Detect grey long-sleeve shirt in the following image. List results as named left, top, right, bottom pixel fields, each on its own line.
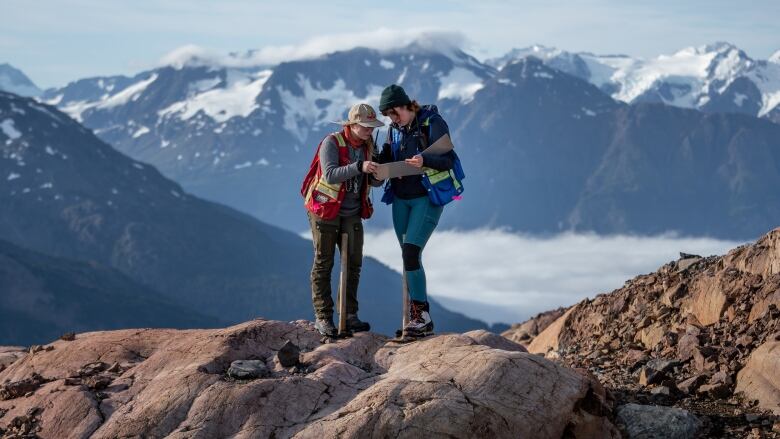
left=319, top=135, right=365, bottom=217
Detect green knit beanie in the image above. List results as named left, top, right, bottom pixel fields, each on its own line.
left=379, top=84, right=411, bottom=112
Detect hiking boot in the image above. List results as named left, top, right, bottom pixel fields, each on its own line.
left=346, top=314, right=370, bottom=333
left=314, top=317, right=336, bottom=337
left=403, top=300, right=433, bottom=336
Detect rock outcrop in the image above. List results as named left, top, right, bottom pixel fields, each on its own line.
left=501, top=307, right=566, bottom=347
left=512, top=227, right=780, bottom=437
left=0, top=320, right=618, bottom=438
left=0, top=347, right=24, bottom=373
left=736, top=341, right=780, bottom=415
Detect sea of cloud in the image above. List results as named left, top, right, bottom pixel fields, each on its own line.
left=361, top=229, right=745, bottom=325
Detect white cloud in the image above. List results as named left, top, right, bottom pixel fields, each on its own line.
left=362, top=229, right=744, bottom=325
left=157, top=28, right=467, bottom=69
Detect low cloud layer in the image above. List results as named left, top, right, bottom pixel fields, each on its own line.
left=158, top=28, right=466, bottom=69
left=362, top=229, right=744, bottom=325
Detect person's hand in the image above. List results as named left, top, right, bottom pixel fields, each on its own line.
left=405, top=154, right=423, bottom=168
left=362, top=160, right=378, bottom=173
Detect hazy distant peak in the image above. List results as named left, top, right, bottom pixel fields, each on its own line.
left=0, top=63, right=42, bottom=97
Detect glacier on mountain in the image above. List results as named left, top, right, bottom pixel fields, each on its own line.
left=491, top=42, right=780, bottom=119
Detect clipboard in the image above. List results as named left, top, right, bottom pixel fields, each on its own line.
left=373, top=134, right=455, bottom=180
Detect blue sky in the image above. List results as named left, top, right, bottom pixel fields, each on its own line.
left=2, top=0, right=778, bottom=88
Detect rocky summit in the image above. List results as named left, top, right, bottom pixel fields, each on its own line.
left=0, top=320, right=618, bottom=438
left=3, top=230, right=780, bottom=439
left=504, top=227, right=780, bottom=437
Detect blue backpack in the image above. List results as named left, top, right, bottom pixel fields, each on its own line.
left=382, top=105, right=465, bottom=206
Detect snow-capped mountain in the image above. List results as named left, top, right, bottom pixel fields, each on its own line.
left=448, top=57, right=780, bottom=239
left=29, top=40, right=780, bottom=239
left=489, top=43, right=780, bottom=123
left=40, top=43, right=494, bottom=230
left=0, top=63, right=41, bottom=97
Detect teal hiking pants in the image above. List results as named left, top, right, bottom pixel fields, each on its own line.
left=392, top=195, right=443, bottom=302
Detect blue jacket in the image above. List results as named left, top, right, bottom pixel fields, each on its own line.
left=376, top=105, right=455, bottom=202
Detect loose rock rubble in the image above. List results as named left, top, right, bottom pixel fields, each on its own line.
left=0, top=407, right=42, bottom=438
left=506, top=227, right=780, bottom=438
left=0, top=374, right=47, bottom=401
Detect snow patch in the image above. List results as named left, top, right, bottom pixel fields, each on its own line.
left=746, top=61, right=780, bottom=116
left=59, top=101, right=92, bottom=122
left=99, top=73, right=158, bottom=109
left=610, top=47, right=716, bottom=103
left=7, top=172, right=20, bottom=181
left=437, top=67, right=485, bottom=103
left=733, top=92, right=748, bottom=107
left=256, top=158, right=270, bottom=166
left=132, top=126, right=150, bottom=138
left=43, top=94, right=63, bottom=106
left=158, top=69, right=272, bottom=123
left=397, top=67, right=408, bottom=84
left=533, top=71, right=554, bottom=79
left=497, top=78, right=516, bottom=86
left=60, top=74, right=158, bottom=121
left=582, top=107, right=596, bottom=116
left=45, top=146, right=56, bottom=155
left=1, top=119, right=22, bottom=140
left=234, top=161, right=252, bottom=170
left=379, top=59, right=395, bottom=69
left=278, top=75, right=384, bottom=143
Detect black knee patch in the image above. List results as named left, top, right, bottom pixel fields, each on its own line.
left=402, top=243, right=422, bottom=271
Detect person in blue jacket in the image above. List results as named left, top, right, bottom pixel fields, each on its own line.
left=375, top=84, right=456, bottom=337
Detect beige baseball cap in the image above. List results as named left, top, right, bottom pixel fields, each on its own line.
left=337, top=103, right=385, bottom=128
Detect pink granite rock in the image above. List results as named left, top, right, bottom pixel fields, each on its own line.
left=0, top=319, right=616, bottom=438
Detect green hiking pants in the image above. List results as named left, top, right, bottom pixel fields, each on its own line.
left=308, top=211, right=364, bottom=320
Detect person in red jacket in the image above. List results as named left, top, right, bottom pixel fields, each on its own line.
left=303, top=103, right=384, bottom=337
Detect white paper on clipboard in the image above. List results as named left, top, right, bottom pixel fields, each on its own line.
left=373, top=133, right=455, bottom=180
